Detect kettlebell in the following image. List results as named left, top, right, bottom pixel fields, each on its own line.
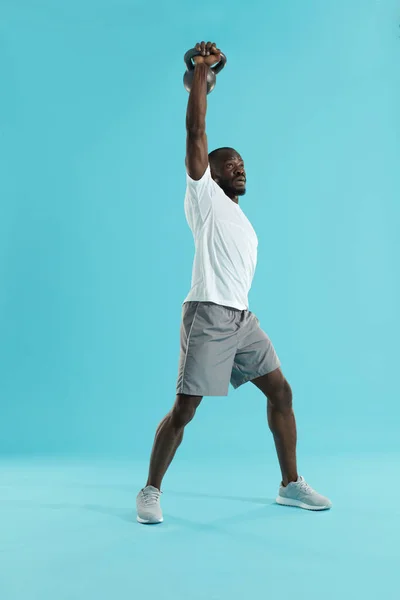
left=183, top=48, right=227, bottom=95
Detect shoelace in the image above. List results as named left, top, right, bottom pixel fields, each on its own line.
left=142, top=489, right=161, bottom=505
left=298, top=480, right=314, bottom=495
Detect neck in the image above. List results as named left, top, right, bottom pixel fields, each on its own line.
left=216, top=179, right=239, bottom=204
left=225, top=190, right=239, bottom=204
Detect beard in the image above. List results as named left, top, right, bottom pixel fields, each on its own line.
left=219, top=179, right=247, bottom=197
left=235, top=186, right=247, bottom=196
left=229, top=184, right=247, bottom=197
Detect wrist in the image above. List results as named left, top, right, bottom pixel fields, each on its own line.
left=194, top=62, right=209, bottom=71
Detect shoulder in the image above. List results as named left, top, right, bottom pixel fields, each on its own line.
left=186, top=165, right=220, bottom=197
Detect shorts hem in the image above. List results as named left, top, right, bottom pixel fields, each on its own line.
left=176, top=387, right=229, bottom=397
left=232, top=362, right=281, bottom=390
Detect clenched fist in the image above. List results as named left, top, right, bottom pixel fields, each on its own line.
left=193, top=41, right=222, bottom=67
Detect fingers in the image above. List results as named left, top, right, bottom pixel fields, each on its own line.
left=212, top=46, right=221, bottom=60
left=195, top=41, right=219, bottom=56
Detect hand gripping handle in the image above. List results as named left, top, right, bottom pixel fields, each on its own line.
left=183, top=48, right=227, bottom=74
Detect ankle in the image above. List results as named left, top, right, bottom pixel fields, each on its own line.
left=282, top=474, right=299, bottom=487
left=145, top=482, right=161, bottom=491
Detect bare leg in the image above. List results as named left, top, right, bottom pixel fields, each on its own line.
left=146, top=394, right=202, bottom=490
left=267, top=394, right=298, bottom=486
left=252, top=369, right=298, bottom=486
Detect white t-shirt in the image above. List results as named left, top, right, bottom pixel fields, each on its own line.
left=184, top=165, right=258, bottom=310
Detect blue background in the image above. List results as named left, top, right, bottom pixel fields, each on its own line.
left=1, top=0, right=398, bottom=459
left=1, top=2, right=399, bottom=599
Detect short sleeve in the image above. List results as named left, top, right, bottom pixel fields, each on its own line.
left=185, top=165, right=218, bottom=223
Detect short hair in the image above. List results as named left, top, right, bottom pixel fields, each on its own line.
left=208, top=147, right=240, bottom=172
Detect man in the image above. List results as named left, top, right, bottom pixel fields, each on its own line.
left=136, top=41, right=332, bottom=524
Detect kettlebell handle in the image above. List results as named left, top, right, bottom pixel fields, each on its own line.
left=184, top=48, right=227, bottom=75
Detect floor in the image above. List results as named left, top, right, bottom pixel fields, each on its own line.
left=1, top=454, right=398, bottom=600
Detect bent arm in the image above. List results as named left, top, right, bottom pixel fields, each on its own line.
left=185, top=63, right=209, bottom=181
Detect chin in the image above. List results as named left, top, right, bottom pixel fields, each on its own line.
left=236, top=187, right=247, bottom=196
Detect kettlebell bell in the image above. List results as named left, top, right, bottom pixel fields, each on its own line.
left=183, top=48, right=227, bottom=95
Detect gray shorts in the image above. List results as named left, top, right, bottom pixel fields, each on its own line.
left=176, top=301, right=281, bottom=397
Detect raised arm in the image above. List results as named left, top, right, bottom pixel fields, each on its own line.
left=185, top=42, right=221, bottom=180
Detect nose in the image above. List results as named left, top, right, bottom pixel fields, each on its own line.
left=235, top=166, right=245, bottom=178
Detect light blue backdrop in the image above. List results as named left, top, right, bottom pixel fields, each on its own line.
left=0, top=0, right=398, bottom=460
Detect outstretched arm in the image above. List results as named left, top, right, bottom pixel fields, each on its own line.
left=185, top=41, right=221, bottom=180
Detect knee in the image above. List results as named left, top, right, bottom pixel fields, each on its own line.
left=171, top=394, right=202, bottom=428
left=268, top=379, right=293, bottom=413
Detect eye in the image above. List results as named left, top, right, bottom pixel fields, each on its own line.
left=226, top=162, right=233, bottom=169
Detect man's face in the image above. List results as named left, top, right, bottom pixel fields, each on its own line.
left=215, top=153, right=247, bottom=198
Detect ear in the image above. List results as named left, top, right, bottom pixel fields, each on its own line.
left=210, top=167, right=219, bottom=183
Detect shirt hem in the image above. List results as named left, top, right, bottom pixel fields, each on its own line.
left=183, top=295, right=249, bottom=311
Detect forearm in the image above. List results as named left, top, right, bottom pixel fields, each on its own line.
left=186, top=63, right=208, bottom=133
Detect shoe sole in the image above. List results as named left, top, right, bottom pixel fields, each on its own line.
left=276, top=496, right=332, bottom=511
left=137, top=516, right=164, bottom=524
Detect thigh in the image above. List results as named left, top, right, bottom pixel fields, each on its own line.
left=231, top=313, right=281, bottom=390
left=176, top=302, right=239, bottom=397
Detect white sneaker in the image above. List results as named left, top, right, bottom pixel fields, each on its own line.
left=276, top=476, right=332, bottom=511
left=136, top=486, right=163, bottom=524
